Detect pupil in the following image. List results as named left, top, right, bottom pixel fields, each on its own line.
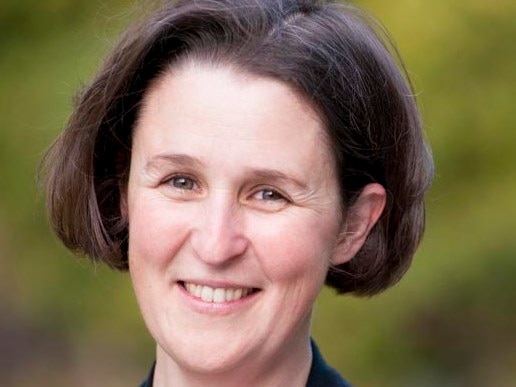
left=174, top=177, right=191, bottom=189
left=264, top=190, right=277, bottom=200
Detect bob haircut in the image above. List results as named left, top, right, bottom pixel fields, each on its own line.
left=42, top=0, right=433, bottom=296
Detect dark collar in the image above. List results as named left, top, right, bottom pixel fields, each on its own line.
left=140, top=340, right=352, bottom=387
left=140, top=362, right=154, bottom=387
left=307, top=339, right=352, bottom=387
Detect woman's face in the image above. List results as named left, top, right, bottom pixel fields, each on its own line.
left=126, top=64, right=345, bottom=375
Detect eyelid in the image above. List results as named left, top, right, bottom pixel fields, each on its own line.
left=251, top=185, right=291, bottom=202
left=163, top=173, right=202, bottom=191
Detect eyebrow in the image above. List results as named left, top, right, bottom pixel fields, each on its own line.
left=144, top=153, right=205, bottom=172
left=244, top=169, right=308, bottom=190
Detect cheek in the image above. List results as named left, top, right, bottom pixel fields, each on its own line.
left=250, top=214, right=338, bottom=283
left=127, top=195, right=191, bottom=269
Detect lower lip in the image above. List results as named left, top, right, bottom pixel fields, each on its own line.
left=177, top=283, right=260, bottom=316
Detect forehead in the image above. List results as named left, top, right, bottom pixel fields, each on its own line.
left=138, top=63, right=323, bottom=135
left=133, top=64, right=334, bottom=174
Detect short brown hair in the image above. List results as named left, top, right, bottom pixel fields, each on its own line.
left=41, top=0, right=433, bottom=296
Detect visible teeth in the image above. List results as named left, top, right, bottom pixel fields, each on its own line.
left=183, top=282, right=253, bottom=303
left=213, top=288, right=225, bottom=303
left=201, top=286, right=213, bottom=302
left=225, top=288, right=234, bottom=301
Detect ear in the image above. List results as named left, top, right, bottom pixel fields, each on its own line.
left=120, top=187, right=128, bottom=221
left=119, top=174, right=129, bottom=222
left=117, top=151, right=130, bottom=222
left=331, top=183, right=386, bottom=266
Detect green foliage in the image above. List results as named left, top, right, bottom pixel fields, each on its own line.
left=0, top=0, right=514, bottom=385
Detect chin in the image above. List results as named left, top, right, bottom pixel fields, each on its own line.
left=157, top=335, right=257, bottom=375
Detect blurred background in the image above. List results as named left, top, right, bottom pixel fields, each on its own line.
left=1, top=0, right=515, bottom=386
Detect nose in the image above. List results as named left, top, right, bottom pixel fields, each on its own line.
left=190, top=192, right=249, bottom=266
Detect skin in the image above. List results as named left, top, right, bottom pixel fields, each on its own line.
left=123, top=63, right=385, bottom=387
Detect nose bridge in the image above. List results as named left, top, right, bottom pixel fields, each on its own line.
left=191, top=189, right=247, bottom=265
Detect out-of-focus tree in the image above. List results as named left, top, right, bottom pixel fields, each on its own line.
left=0, top=1, right=514, bottom=386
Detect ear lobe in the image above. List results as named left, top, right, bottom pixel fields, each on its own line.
left=331, top=183, right=386, bottom=266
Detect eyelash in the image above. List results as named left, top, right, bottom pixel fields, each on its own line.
left=164, top=175, right=199, bottom=191
left=160, top=175, right=291, bottom=206
left=252, top=187, right=288, bottom=203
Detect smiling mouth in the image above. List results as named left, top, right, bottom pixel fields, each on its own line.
left=179, top=281, right=260, bottom=303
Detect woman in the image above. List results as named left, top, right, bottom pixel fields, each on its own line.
left=42, top=0, right=433, bottom=385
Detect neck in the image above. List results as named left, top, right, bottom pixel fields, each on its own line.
left=153, top=334, right=313, bottom=387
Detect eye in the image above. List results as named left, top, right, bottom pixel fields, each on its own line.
left=250, top=188, right=290, bottom=211
left=165, top=175, right=197, bottom=191
left=255, top=189, right=286, bottom=202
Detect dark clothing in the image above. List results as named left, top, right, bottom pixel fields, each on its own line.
left=306, top=341, right=352, bottom=387
left=140, top=340, right=352, bottom=387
